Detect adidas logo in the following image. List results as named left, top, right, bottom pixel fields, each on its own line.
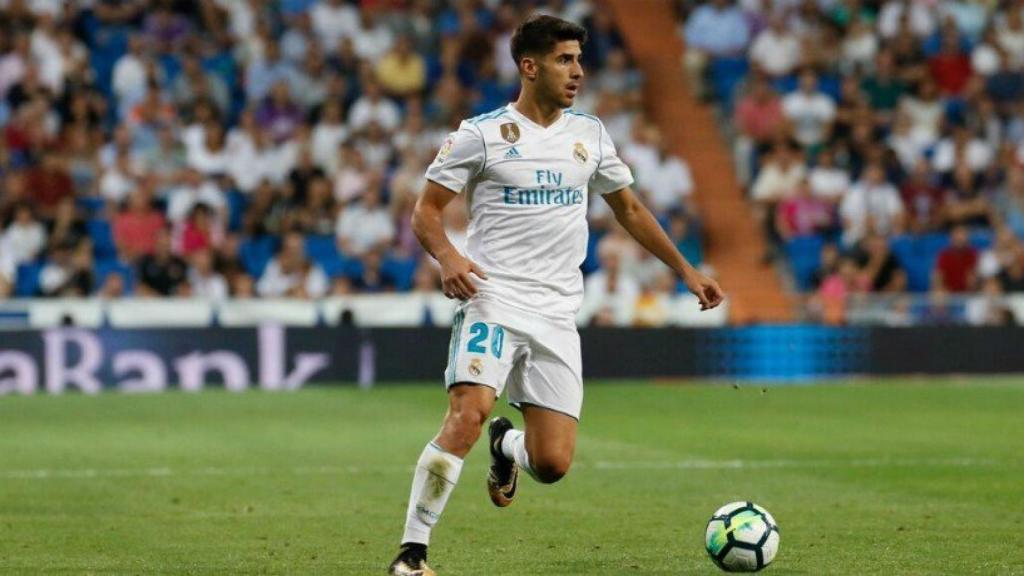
left=504, top=146, right=521, bottom=159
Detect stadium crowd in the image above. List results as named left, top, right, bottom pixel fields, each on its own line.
left=0, top=0, right=703, bottom=325
left=682, top=0, right=1024, bottom=324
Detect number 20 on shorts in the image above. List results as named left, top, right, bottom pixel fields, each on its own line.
left=467, top=322, right=505, bottom=358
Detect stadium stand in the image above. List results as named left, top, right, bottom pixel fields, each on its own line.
left=678, top=0, right=1024, bottom=325
left=0, top=0, right=714, bottom=327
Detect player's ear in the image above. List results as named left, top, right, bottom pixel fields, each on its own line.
left=520, top=56, right=538, bottom=81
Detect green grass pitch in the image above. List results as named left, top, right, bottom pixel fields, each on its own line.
left=2, top=379, right=1023, bottom=575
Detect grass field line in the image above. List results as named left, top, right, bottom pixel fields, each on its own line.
left=0, top=456, right=1002, bottom=481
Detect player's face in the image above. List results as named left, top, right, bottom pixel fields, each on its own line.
left=537, top=40, right=584, bottom=108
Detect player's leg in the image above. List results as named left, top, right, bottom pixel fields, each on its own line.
left=392, top=300, right=519, bottom=575
left=491, top=318, right=583, bottom=501
left=515, top=403, right=578, bottom=483
left=390, top=384, right=495, bottom=576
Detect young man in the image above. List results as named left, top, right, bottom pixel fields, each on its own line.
left=388, top=15, right=724, bottom=576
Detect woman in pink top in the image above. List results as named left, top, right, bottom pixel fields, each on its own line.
left=112, top=185, right=166, bottom=261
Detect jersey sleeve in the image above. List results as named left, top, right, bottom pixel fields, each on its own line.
left=590, top=122, right=635, bottom=195
left=424, top=121, right=485, bottom=194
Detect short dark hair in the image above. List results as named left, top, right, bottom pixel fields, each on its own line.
left=510, top=14, right=588, bottom=67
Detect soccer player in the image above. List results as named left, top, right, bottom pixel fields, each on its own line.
left=388, top=14, right=724, bottom=576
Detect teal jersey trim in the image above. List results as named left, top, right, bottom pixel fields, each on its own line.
left=469, top=106, right=510, bottom=124
left=445, top=309, right=466, bottom=386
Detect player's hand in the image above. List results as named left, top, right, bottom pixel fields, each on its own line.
left=683, top=270, right=725, bottom=311
left=438, top=252, right=487, bottom=300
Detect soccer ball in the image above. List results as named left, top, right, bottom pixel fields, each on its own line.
left=704, top=501, right=780, bottom=572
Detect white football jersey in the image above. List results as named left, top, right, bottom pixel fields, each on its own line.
left=425, top=104, right=634, bottom=319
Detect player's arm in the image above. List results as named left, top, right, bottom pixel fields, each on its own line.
left=603, top=187, right=724, bottom=310
left=412, top=180, right=487, bottom=300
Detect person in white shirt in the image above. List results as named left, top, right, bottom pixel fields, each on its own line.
left=782, top=70, right=837, bottom=148
left=840, top=163, right=906, bottom=246
left=255, top=231, right=329, bottom=298
left=2, top=204, right=46, bottom=266
left=351, top=6, right=394, bottom=63
left=580, top=239, right=640, bottom=326
left=931, top=125, right=994, bottom=174
left=643, top=131, right=695, bottom=214
left=749, top=16, right=802, bottom=78
left=111, top=35, right=148, bottom=106
left=310, top=100, right=348, bottom=172
left=99, top=152, right=139, bottom=206
left=311, top=0, right=359, bottom=51
left=878, top=0, right=938, bottom=39
left=808, top=147, right=850, bottom=204
left=347, top=79, right=401, bottom=132
left=388, top=15, right=723, bottom=576
left=165, top=168, right=226, bottom=224
left=335, top=181, right=395, bottom=257
left=186, top=248, right=228, bottom=301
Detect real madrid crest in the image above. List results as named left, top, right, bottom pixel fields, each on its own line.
left=434, top=135, right=454, bottom=163
left=469, top=358, right=484, bottom=377
left=573, top=142, right=588, bottom=164
left=500, top=122, right=521, bottom=144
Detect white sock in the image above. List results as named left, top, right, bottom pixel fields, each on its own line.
left=401, top=442, right=464, bottom=546
left=500, top=429, right=539, bottom=481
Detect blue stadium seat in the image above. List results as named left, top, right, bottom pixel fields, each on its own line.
left=382, top=256, right=418, bottom=291
left=87, top=219, right=118, bottom=260
left=76, top=196, right=106, bottom=216
left=710, top=57, right=750, bottom=111
left=14, top=262, right=44, bottom=297
left=226, top=190, right=249, bottom=233
left=304, top=234, right=348, bottom=277
left=239, top=236, right=279, bottom=278
left=890, top=233, right=948, bottom=293
left=784, top=235, right=825, bottom=292
left=94, top=258, right=135, bottom=295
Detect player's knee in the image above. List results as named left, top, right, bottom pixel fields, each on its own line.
left=442, top=407, right=487, bottom=452
left=531, top=453, right=572, bottom=484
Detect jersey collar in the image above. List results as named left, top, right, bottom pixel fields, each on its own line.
left=505, top=103, right=569, bottom=132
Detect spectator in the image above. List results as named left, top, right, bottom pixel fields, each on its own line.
left=311, top=0, right=358, bottom=52
left=2, top=202, right=46, bottom=266
left=348, top=78, right=400, bottom=132
left=733, top=76, right=785, bottom=184
left=808, top=147, right=850, bottom=205
left=111, top=35, right=148, bottom=107
left=137, top=228, right=188, bottom=297
left=943, top=162, right=993, bottom=228
left=682, top=0, right=750, bottom=99
left=997, top=243, right=1024, bottom=292
left=185, top=248, right=228, bottom=301
left=178, top=203, right=222, bottom=258
left=774, top=178, right=835, bottom=241
left=256, top=231, right=329, bottom=298
left=840, top=163, right=905, bottom=246
left=934, top=225, right=978, bottom=293
left=853, top=233, right=907, bottom=293
left=751, top=142, right=806, bottom=247
left=639, top=130, right=695, bottom=215
left=25, top=154, right=74, bottom=219
left=335, top=182, right=395, bottom=257
left=928, top=29, right=973, bottom=95
left=376, top=35, right=426, bottom=98
left=782, top=70, right=837, bottom=150
left=583, top=240, right=640, bottom=326
left=900, top=158, right=946, bottom=233
left=39, top=240, right=93, bottom=297
left=113, top=189, right=163, bottom=265
left=166, top=168, right=226, bottom=225
left=749, top=16, right=801, bottom=79
left=45, top=196, right=87, bottom=253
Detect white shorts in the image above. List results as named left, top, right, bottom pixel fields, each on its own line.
left=444, top=297, right=583, bottom=420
